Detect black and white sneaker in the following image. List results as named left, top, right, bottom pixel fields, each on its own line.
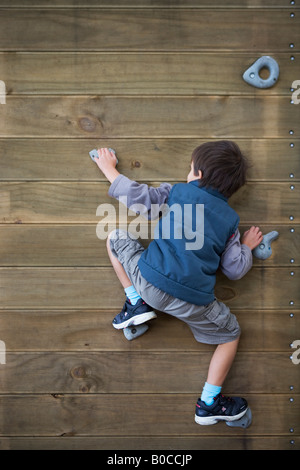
left=112, top=298, right=157, bottom=330
left=195, top=393, right=248, bottom=425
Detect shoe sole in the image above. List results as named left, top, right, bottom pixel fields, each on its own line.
left=194, top=407, right=248, bottom=426
left=112, top=311, right=157, bottom=330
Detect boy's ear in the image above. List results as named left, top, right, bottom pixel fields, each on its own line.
left=197, top=170, right=203, bottom=180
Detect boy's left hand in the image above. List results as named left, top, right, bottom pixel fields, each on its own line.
left=241, top=226, right=263, bottom=251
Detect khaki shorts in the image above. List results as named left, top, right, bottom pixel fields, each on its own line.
left=109, top=229, right=241, bottom=345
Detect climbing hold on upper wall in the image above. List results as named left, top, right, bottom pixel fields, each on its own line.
left=243, top=56, right=279, bottom=89
left=253, top=231, right=279, bottom=260
left=89, top=148, right=118, bottom=164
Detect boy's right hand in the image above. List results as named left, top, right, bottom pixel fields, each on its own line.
left=241, top=226, right=263, bottom=251
left=95, top=148, right=120, bottom=183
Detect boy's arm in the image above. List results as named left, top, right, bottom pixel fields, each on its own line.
left=95, top=147, right=172, bottom=219
left=108, top=174, right=172, bottom=219
left=220, top=226, right=262, bottom=280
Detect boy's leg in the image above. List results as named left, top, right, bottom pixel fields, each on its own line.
left=107, top=234, right=145, bottom=305
left=196, top=336, right=247, bottom=425
left=200, top=337, right=239, bottom=405
left=206, top=337, right=240, bottom=387
left=106, top=230, right=157, bottom=329
left=106, top=233, right=132, bottom=289
left=200, top=337, right=239, bottom=406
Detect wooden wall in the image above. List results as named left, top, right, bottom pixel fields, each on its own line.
left=0, top=1, right=299, bottom=450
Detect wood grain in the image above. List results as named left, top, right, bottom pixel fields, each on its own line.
left=0, top=224, right=295, bottom=267
left=0, top=309, right=297, bottom=352
left=0, top=182, right=298, bottom=223
left=0, top=138, right=298, bottom=182
left=0, top=52, right=297, bottom=95
left=1, top=96, right=298, bottom=138
left=0, top=352, right=297, bottom=394
left=0, top=9, right=298, bottom=52
left=0, top=394, right=298, bottom=436
left=0, top=436, right=297, bottom=451
left=0, top=267, right=298, bottom=309
left=1, top=1, right=298, bottom=8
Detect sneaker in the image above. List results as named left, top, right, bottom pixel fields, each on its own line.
left=195, top=393, right=248, bottom=425
left=112, top=298, right=157, bottom=330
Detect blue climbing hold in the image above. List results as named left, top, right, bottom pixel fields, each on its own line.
left=252, top=231, right=279, bottom=260
left=226, top=407, right=252, bottom=429
left=89, top=148, right=118, bottom=164
left=243, top=56, right=279, bottom=89
left=123, top=324, right=149, bottom=341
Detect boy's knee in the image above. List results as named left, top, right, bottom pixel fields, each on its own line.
left=107, top=229, right=119, bottom=253
left=106, top=231, right=118, bottom=261
left=107, top=229, right=118, bottom=242
left=107, top=229, right=130, bottom=256
left=108, top=229, right=129, bottom=240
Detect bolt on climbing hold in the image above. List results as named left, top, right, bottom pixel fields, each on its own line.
left=243, top=56, right=279, bottom=89
left=252, top=231, right=279, bottom=260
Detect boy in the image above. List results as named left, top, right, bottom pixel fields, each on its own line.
left=95, top=141, right=263, bottom=425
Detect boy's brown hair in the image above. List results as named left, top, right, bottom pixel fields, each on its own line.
left=191, top=140, right=249, bottom=198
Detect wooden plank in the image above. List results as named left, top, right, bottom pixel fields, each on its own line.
left=0, top=436, right=297, bottom=451
left=0, top=309, right=297, bottom=352
left=0, top=224, right=295, bottom=267
left=0, top=139, right=298, bottom=182
left=0, top=52, right=297, bottom=96
left=0, top=394, right=298, bottom=436
left=1, top=1, right=299, bottom=8
left=0, top=97, right=298, bottom=138
left=0, top=267, right=298, bottom=309
left=0, top=352, right=297, bottom=394
left=0, top=9, right=298, bottom=52
left=0, top=182, right=298, bottom=224
left=229, top=183, right=299, bottom=224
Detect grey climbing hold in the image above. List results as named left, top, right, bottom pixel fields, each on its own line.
left=226, top=407, right=252, bottom=429
left=89, top=148, right=118, bottom=164
left=243, top=56, right=279, bottom=89
left=253, top=230, right=279, bottom=260
left=123, top=324, right=149, bottom=341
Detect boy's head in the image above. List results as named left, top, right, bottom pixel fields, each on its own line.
left=188, top=140, right=249, bottom=198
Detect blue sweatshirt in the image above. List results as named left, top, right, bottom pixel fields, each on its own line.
left=108, top=175, right=252, bottom=305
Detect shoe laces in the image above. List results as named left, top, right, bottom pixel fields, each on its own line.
left=216, top=394, right=233, bottom=405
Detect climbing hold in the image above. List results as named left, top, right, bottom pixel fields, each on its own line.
left=123, top=324, right=149, bottom=341
left=226, top=407, right=252, bottom=429
left=243, top=56, right=279, bottom=89
left=89, top=148, right=118, bottom=164
left=253, top=230, right=279, bottom=260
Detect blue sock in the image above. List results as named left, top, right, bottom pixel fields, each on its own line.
left=124, top=285, right=142, bottom=305
left=201, top=382, right=222, bottom=406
